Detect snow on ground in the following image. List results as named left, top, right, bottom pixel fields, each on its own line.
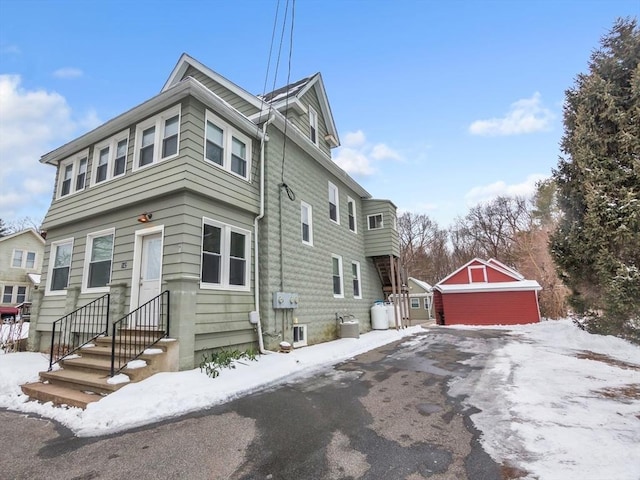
left=0, top=320, right=638, bottom=480
left=0, top=326, right=422, bottom=437
left=448, top=319, right=640, bottom=480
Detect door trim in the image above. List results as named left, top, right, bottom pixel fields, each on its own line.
left=130, top=225, right=164, bottom=314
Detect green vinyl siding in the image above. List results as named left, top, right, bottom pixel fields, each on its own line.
left=362, top=199, right=400, bottom=257
left=298, top=87, right=332, bottom=157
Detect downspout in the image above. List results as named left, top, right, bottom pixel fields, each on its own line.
left=253, top=115, right=276, bottom=354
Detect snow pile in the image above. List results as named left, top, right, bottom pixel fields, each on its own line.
left=449, top=319, right=640, bottom=480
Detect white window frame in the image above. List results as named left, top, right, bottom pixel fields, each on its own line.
left=468, top=265, right=488, bottom=283
left=292, top=324, right=308, bottom=348
left=308, top=106, right=318, bottom=146
left=200, top=218, right=251, bottom=292
left=332, top=254, right=343, bottom=298
left=301, top=201, right=313, bottom=246
left=92, top=129, right=129, bottom=185
left=368, top=213, right=384, bottom=230
left=133, top=105, right=181, bottom=171
left=424, top=298, right=430, bottom=310
left=203, top=110, right=252, bottom=181
left=328, top=181, right=340, bottom=224
left=57, top=149, right=89, bottom=198
left=45, top=238, right=74, bottom=296
left=2, top=285, right=13, bottom=304
left=11, top=249, right=37, bottom=269
left=410, top=298, right=420, bottom=309
left=81, top=228, right=115, bottom=294
left=347, top=196, right=357, bottom=233
left=352, top=261, right=362, bottom=299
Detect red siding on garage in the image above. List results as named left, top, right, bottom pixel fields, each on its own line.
left=443, top=259, right=517, bottom=285
left=441, top=290, right=540, bottom=325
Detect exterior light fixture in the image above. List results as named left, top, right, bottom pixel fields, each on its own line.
left=137, top=212, right=152, bottom=223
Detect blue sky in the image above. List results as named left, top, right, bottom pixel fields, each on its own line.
left=0, top=0, right=637, bottom=228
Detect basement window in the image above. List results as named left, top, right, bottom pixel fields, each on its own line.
left=293, top=324, right=307, bottom=347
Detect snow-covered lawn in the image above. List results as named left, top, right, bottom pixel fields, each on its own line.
left=0, top=320, right=638, bottom=479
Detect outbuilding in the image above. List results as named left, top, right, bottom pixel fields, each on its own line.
left=432, top=258, right=541, bottom=326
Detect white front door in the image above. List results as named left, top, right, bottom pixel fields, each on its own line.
left=136, top=233, right=162, bottom=326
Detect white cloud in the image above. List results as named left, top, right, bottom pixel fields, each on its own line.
left=52, top=67, right=84, bottom=79
left=464, top=173, right=548, bottom=206
left=333, top=130, right=402, bottom=176
left=0, top=75, right=99, bottom=223
left=469, top=92, right=554, bottom=136
left=0, top=44, right=21, bottom=55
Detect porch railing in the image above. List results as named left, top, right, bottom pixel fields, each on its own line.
left=49, top=294, right=110, bottom=371
left=110, top=290, right=170, bottom=376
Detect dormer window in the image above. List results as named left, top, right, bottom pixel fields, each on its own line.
left=309, top=106, right=318, bottom=145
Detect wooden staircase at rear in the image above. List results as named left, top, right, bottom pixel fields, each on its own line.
left=21, top=333, right=178, bottom=409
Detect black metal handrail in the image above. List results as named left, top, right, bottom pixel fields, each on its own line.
left=110, top=290, right=170, bottom=376
left=49, top=293, right=110, bottom=371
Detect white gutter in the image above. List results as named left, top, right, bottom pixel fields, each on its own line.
left=253, top=114, right=276, bottom=354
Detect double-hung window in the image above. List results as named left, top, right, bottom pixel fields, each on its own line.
left=301, top=201, right=313, bottom=245
left=82, top=229, right=114, bottom=292
left=347, top=197, right=357, bottom=233
left=308, top=106, right=318, bottom=145
left=46, top=238, right=74, bottom=295
left=58, top=150, right=89, bottom=198
left=328, top=182, right=339, bottom=224
left=201, top=218, right=251, bottom=291
left=332, top=255, right=343, bottom=298
left=2, top=286, right=13, bottom=303
left=16, top=286, right=26, bottom=303
left=204, top=110, right=252, bottom=180
left=411, top=298, right=420, bottom=309
left=352, top=261, right=361, bottom=299
left=368, top=213, right=383, bottom=230
left=11, top=250, right=36, bottom=269
left=92, top=130, right=129, bottom=185
left=134, top=105, right=181, bottom=170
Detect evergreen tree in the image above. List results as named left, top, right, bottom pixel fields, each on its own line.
left=0, top=219, right=9, bottom=238
left=551, top=18, right=640, bottom=339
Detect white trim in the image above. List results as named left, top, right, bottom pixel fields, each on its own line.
left=352, top=260, right=362, bottom=299
left=81, top=228, right=115, bottom=294
left=57, top=149, right=89, bottom=198
left=204, top=109, right=252, bottom=181
left=301, top=201, right=313, bottom=246
left=332, top=254, right=344, bottom=298
left=328, top=181, right=340, bottom=224
left=133, top=104, right=181, bottom=172
left=91, top=129, right=129, bottom=185
left=308, top=105, right=318, bottom=146
left=367, top=213, right=384, bottom=230
left=200, top=217, right=251, bottom=292
left=347, top=196, right=357, bottom=233
left=435, top=257, right=522, bottom=286
left=45, top=238, right=74, bottom=296
left=130, top=225, right=165, bottom=311
left=1, top=285, right=27, bottom=304
left=467, top=265, right=488, bottom=283
left=433, top=280, right=542, bottom=294
left=292, top=324, right=308, bottom=348
left=410, top=298, right=420, bottom=309
left=10, top=249, right=37, bottom=269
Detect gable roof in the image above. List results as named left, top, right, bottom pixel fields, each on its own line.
left=0, top=228, right=45, bottom=245
left=435, top=258, right=522, bottom=286
left=408, top=277, right=432, bottom=292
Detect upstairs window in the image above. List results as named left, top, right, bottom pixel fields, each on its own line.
left=16, top=286, right=26, bottom=304
left=47, top=238, right=74, bottom=295
left=352, top=261, right=361, bottom=299
left=201, top=218, right=251, bottom=291
left=328, top=182, right=339, bottom=224
left=92, top=130, right=129, bottom=185
left=82, top=230, right=114, bottom=292
left=12, top=250, right=36, bottom=269
left=347, top=197, right=357, bottom=233
left=58, top=150, right=89, bottom=198
left=368, top=213, right=383, bottom=230
left=134, top=105, right=181, bottom=171
left=332, top=254, right=343, bottom=298
left=309, top=106, right=318, bottom=145
left=301, top=201, right=313, bottom=246
left=2, top=286, right=13, bottom=303
left=204, top=110, right=252, bottom=180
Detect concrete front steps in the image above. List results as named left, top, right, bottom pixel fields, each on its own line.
left=21, top=334, right=178, bottom=409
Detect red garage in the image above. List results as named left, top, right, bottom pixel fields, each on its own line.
left=433, top=258, right=541, bottom=326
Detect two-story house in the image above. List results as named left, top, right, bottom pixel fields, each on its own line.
left=28, top=54, right=403, bottom=372
left=0, top=229, right=45, bottom=320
